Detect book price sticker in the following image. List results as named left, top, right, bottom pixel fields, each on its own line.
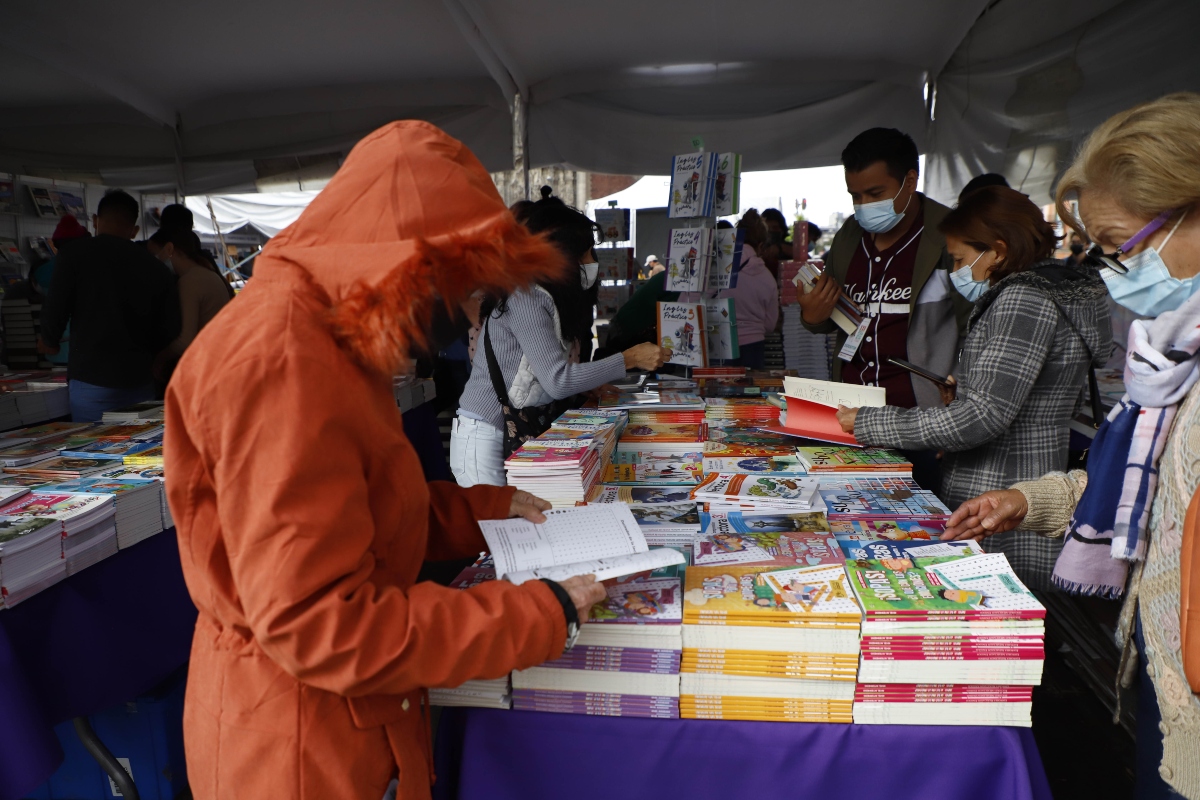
left=837, top=317, right=872, bottom=362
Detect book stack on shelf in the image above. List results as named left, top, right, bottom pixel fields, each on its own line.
left=0, top=514, right=66, bottom=607
left=702, top=397, right=779, bottom=425
left=679, top=561, right=861, bottom=721
left=846, top=552, right=1045, bottom=727
left=622, top=500, right=701, bottom=549
left=0, top=491, right=117, bottom=577
left=5, top=455, right=123, bottom=481
left=503, top=412, right=627, bottom=508
left=701, top=449, right=806, bottom=477
left=102, top=401, right=165, bottom=424
left=512, top=576, right=683, bottom=719
left=98, top=465, right=171, bottom=528
left=795, top=444, right=913, bottom=477
left=2, top=298, right=45, bottom=370
left=41, top=477, right=164, bottom=549
left=615, top=422, right=706, bottom=462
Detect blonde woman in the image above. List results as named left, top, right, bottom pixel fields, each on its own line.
left=944, top=93, right=1200, bottom=799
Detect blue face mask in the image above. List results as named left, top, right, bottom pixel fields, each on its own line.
left=951, top=250, right=990, bottom=302
left=1101, top=212, right=1196, bottom=317
left=854, top=180, right=914, bottom=234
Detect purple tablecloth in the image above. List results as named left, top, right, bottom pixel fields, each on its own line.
left=434, top=708, right=1053, bottom=800
left=0, top=530, right=197, bottom=800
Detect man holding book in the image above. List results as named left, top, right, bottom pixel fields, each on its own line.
left=798, top=128, right=970, bottom=488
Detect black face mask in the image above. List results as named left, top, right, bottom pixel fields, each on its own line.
left=1069, top=243, right=1084, bottom=255
left=416, top=301, right=471, bottom=359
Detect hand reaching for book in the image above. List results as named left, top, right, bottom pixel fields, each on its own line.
left=835, top=405, right=858, bottom=433
left=622, top=343, right=669, bottom=372
left=508, top=490, right=551, bottom=524
left=941, top=490, right=1028, bottom=541
left=797, top=271, right=840, bottom=325
left=557, top=574, right=606, bottom=623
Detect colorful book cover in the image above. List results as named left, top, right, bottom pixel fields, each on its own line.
left=669, top=152, right=717, bottom=218
left=693, top=529, right=841, bottom=568
left=665, top=229, right=713, bottom=292
left=845, top=554, right=1044, bottom=618
left=709, top=227, right=745, bottom=291
left=594, top=209, right=631, bottom=242
left=589, top=577, right=682, bottom=625
left=601, top=458, right=702, bottom=486
left=657, top=301, right=707, bottom=367
left=702, top=511, right=830, bottom=535
left=836, top=538, right=983, bottom=563
left=704, top=297, right=739, bottom=361
left=713, top=152, right=742, bottom=217
left=588, top=485, right=696, bottom=504
left=829, top=516, right=949, bottom=541
left=705, top=428, right=794, bottom=447
left=684, top=564, right=858, bottom=621
left=596, top=247, right=634, bottom=281
left=702, top=455, right=805, bottom=475
left=796, top=445, right=912, bottom=472
left=0, top=421, right=91, bottom=442
left=702, top=442, right=797, bottom=458
left=619, top=423, right=704, bottom=444
left=818, top=478, right=951, bottom=518
left=0, top=515, right=58, bottom=547
left=0, top=491, right=111, bottom=520
left=692, top=473, right=819, bottom=506
left=43, top=477, right=158, bottom=496
left=627, top=503, right=700, bottom=530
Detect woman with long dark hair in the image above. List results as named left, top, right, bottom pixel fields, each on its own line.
left=451, top=187, right=667, bottom=486
left=147, top=226, right=234, bottom=362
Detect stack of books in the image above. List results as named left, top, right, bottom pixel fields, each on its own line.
left=13, top=385, right=70, bottom=424
left=702, top=448, right=806, bottom=476
left=703, top=397, right=779, bottom=425
left=0, top=515, right=66, bottom=607
left=41, top=477, right=164, bottom=549
left=600, top=390, right=706, bottom=425
left=102, top=402, right=165, bottom=424
left=0, top=491, right=117, bottom=576
left=513, top=576, right=682, bottom=719
left=846, top=552, right=1045, bottom=726
left=2, top=297, right=43, bottom=369
left=692, top=513, right=837, bottom=568
left=503, top=412, right=626, bottom=507
left=796, top=444, right=912, bottom=477
left=6, top=456, right=124, bottom=481
left=692, top=473, right=821, bottom=514
left=98, top=465, right=171, bottom=529
left=680, top=562, right=861, bottom=721
left=121, top=442, right=164, bottom=468
left=615, top=422, right=706, bottom=461
left=623, top=502, right=701, bottom=549
left=0, top=441, right=60, bottom=468
left=601, top=456, right=703, bottom=487
left=0, top=421, right=90, bottom=445
left=428, top=558, right=514, bottom=710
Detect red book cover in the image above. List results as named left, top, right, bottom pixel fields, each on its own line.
left=762, top=396, right=859, bottom=447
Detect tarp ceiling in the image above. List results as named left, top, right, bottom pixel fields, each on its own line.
left=1, top=0, right=1197, bottom=205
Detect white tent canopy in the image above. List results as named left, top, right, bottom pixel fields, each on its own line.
left=185, top=192, right=319, bottom=238
left=1, top=0, right=1197, bottom=204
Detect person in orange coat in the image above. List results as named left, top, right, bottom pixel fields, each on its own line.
left=164, top=121, right=606, bottom=799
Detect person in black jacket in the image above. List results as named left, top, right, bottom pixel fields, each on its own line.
left=38, top=190, right=182, bottom=421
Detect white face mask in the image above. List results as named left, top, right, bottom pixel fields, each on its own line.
left=580, top=261, right=599, bottom=289
left=1101, top=211, right=1197, bottom=317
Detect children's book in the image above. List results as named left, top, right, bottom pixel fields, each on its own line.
left=626, top=502, right=701, bottom=531
left=709, top=227, right=745, bottom=291
left=594, top=208, right=631, bottom=242
left=713, top=153, right=742, bottom=217
left=597, top=247, right=634, bottom=281
left=657, top=301, right=707, bottom=367
left=701, top=454, right=805, bottom=475
left=587, top=485, right=697, bottom=504
left=761, top=564, right=864, bottom=616
left=702, top=510, right=830, bottom=535
left=828, top=516, right=949, bottom=541
left=477, top=504, right=685, bottom=585
left=665, top=228, right=713, bottom=292
left=818, top=478, right=951, bottom=518
left=619, top=423, right=704, bottom=444
left=704, top=297, right=739, bottom=361
left=692, top=473, right=820, bottom=509
left=669, top=153, right=718, bottom=218
left=693, top=529, right=841, bottom=568
left=796, top=444, right=911, bottom=474
left=845, top=553, right=1045, bottom=619
left=684, top=563, right=860, bottom=622
left=836, top=538, right=984, bottom=562
left=589, top=577, right=682, bottom=625
left=702, top=442, right=797, bottom=458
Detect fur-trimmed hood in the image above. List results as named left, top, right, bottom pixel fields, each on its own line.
left=254, top=120, right=567, bottom=375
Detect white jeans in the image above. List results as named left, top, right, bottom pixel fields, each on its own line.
left=449, top=415, right=507, bottom=487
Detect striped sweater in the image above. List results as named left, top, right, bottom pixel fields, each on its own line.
left=458, top=286, right=626, bottom=429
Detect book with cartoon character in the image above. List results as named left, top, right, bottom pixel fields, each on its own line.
left=704, top=297, right=739, bottom=361
left=709, top=226, right=745, bottom=291
left=693, top=528, right=841, bottom=568
left=845, top=553, right=1045, bottom=619
left=836, top=538, right=982, bottom=562
left=657, top=301, right=707, bottom=367
left=594, top=208, right=631, bottom=241
left=818, top=477, right=951, bottom=518
left=692, top=472, right=820, bottom=509
left=668, top=152, right=718, bottom=218
left=713, top=152, right=742, bottom=216
left=626, top=502, right=701, bottom=531
left=683, top=564, right=860, bottom=624
left=701, top=454, right=804, bottom=475
left=665, top=229, right=713, bottom=292
left=796, top=444, right=912, bottom=475
left=828, top=516, right=949, bottom=541
left=588, top=577, right=682, bottom=625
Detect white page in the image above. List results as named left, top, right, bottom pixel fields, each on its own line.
left=783, top=377, right=886, bottom=409
left=478, top=504, right=646, bottom=579
left=506, top=548, right=686, bottom=585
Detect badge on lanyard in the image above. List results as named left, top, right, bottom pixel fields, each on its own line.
left=837, top=316, right=872, bottom=362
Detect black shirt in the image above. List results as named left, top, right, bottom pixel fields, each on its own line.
left=40, top=235, right=182, bottom=388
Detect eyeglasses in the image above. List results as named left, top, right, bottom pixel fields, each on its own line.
left=1084, top=209, right=1175, bottom=274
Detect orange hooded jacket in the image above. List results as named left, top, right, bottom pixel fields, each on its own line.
left=165, top=121, right=572, bottom=799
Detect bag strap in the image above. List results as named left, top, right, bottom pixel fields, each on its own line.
left=1034, top=287, right=1105, bottom=427
left=482, top=317, right=511, bottom=409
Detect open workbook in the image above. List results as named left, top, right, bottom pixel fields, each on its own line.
left=477, top=504, right=685, bottom=585
left=762, top=377, right=887, bottom=447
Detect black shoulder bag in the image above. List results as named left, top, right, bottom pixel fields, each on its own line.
left=483, top=318, right=568, bottom=459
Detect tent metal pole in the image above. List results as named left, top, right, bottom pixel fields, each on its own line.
left=513, top=94, right=530, bottom=201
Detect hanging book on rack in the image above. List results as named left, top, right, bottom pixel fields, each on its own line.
left=669, top=153, right=718, bottom=218
left=595, top=208, right=631, bottom=242
left=666, top=228, right=712, bottom=292
left=598, top=248, right=634, bottom=281
left=657, top=301, right=708, bottom=367
left=709, top=227, right=745, bottom=291
left=714, top=153, right=742, bottom=216
left=704, top=298, right=739, bottom=362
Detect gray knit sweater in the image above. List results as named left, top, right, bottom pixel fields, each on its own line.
left=458, top=286, right=626, bottom=429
